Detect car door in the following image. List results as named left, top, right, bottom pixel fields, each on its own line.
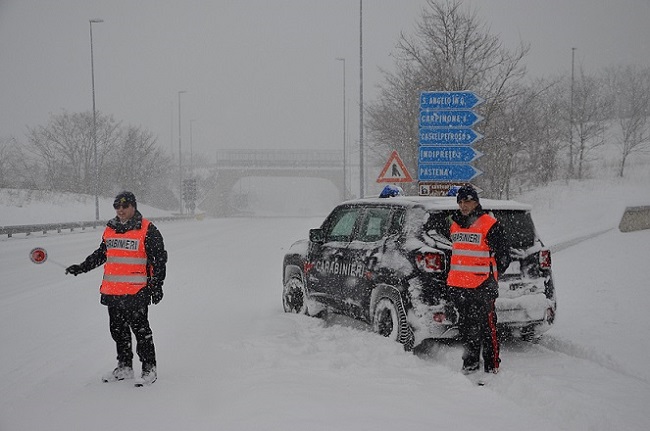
left=307, top=205, right=363, bottom=309
left=343, top=205, right=395, bottom=319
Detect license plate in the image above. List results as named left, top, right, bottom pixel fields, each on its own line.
left=509, top=282, right=526, bottom=291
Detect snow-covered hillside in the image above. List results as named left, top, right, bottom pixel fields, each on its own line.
left=0, top=189, right=173, bottom=225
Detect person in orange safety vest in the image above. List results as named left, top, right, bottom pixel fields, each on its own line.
left=447, top=185, right=511, bottom=377
left=66, top=191, right=167, bottom=386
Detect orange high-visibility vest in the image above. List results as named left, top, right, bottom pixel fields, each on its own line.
left=447, top=214, right=498, bottom=289
left=100, top=219, right=150, bottom=295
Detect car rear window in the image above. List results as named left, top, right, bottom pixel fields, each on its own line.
left=424, top=209, right=536, bottom=249
left=491, top=210, right=536, bottom=249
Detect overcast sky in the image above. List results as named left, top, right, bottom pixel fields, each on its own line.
left=1, top=0, right=649, bottom=161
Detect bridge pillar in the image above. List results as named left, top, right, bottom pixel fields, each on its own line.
left=200, top=173, right=239, bottom=217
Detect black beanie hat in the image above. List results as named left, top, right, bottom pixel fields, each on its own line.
left=456, top=185, right=479, bottom=203
left=114, top=191, right=137, bottom=208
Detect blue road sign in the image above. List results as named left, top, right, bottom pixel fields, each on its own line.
left=418, top=163, right=482, bottom=182
left=419, top=127, right=483, bottom=146
left=419, top=146, right=483, bottom=164
left=419, top=109, right=483, bottom=128
left=420, top=91, right=484, bottom=110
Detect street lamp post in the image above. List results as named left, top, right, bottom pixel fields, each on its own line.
left=178, top=90, right=187, bottom=214
left=569, top=47, right=576, bottom=179
left=335, top=57, right=346, bottom=200
left=170, top=101, right=175, bottom=161
left=189, top=119, right=196, bottom=177
left=359, top=0, right=364, bottom=198
left=89, top=18, right=103, bottom=221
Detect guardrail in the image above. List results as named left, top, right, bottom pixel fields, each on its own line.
left=0, top=215, right=195, bottom=238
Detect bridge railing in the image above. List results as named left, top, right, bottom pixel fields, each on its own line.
left=214, top=149, right=343, bottom=168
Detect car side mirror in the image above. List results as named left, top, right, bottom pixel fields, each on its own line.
left=309, top=228, right=325, bottom=244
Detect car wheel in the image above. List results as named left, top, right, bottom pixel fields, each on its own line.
left=283, top=273, right=308, bottom=314
left=372, top=296, right=414, bottom=351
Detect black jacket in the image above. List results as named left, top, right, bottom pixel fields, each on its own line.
left=450, top=205, right=512, bottom=276
left=78, top=211, right=168, bottom=307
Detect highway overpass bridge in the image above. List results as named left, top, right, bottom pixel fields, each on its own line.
left=200, top=149, right=348, bottom=217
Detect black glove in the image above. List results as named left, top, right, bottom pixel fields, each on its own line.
left=150, top=283, right=164, bottom=305
left=65, top=264, right=84, bottom=276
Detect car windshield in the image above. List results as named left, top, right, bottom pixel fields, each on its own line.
left=323, top=207, right=362, bottom=242
left=357, top=207, right=392, bottom=242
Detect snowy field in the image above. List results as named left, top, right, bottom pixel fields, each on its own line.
left=1, top=173, right=650, bottom=431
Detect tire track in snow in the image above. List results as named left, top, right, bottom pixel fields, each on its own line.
left=549, top=228, right=614, bottom=253
left=537, top=335, right=649, bottom=384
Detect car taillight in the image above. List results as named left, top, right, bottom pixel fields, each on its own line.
left=539, top=249, right=551, bottom=269
left=415, top=251, right=445, bottom=273
left=546, top=307, right=555, bottom=324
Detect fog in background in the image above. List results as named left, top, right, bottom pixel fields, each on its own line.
left=2, top=0, right=649, bottom=163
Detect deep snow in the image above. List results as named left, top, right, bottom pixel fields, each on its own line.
left=1, top=173, right=650, bottom=431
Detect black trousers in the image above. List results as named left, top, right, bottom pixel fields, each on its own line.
left=449, top=287, right=500, bottom=372
left=108, top=305, right=156, bottom=368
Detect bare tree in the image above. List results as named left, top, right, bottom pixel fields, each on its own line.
left=26, top=112, right=86, bottom=191
left=366, top=0, right=529, bottom=196
left=524, top=81, right=565, bottom=186
left=0, top=136, right=41, bottom=189
left=25, top=111, right=121, bottom=192
left=570, top=68, right=610, bottom=179
left=105, top=125, right=171, bottom=203
left=12, top=111, right=176, bottom=208
left=0, top=137, right=21, bottom=188
left=482, top=78, right=565, bottom=198
left=605, top=65, right=650, bottom=177
left=366, top=61, right=422, bottom=193
left=482, top=87, right=528, bottom=198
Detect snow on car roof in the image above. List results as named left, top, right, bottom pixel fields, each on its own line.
left=351, top=195, right=532, bottom=212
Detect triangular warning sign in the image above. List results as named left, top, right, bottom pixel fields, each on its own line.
left=377, top=150, right=414, bottom=183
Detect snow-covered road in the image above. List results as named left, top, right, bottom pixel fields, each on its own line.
left=1, top=211, right=649, bottom=431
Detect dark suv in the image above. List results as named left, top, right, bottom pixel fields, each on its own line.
left=282, top=195, right=556, bottom=350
